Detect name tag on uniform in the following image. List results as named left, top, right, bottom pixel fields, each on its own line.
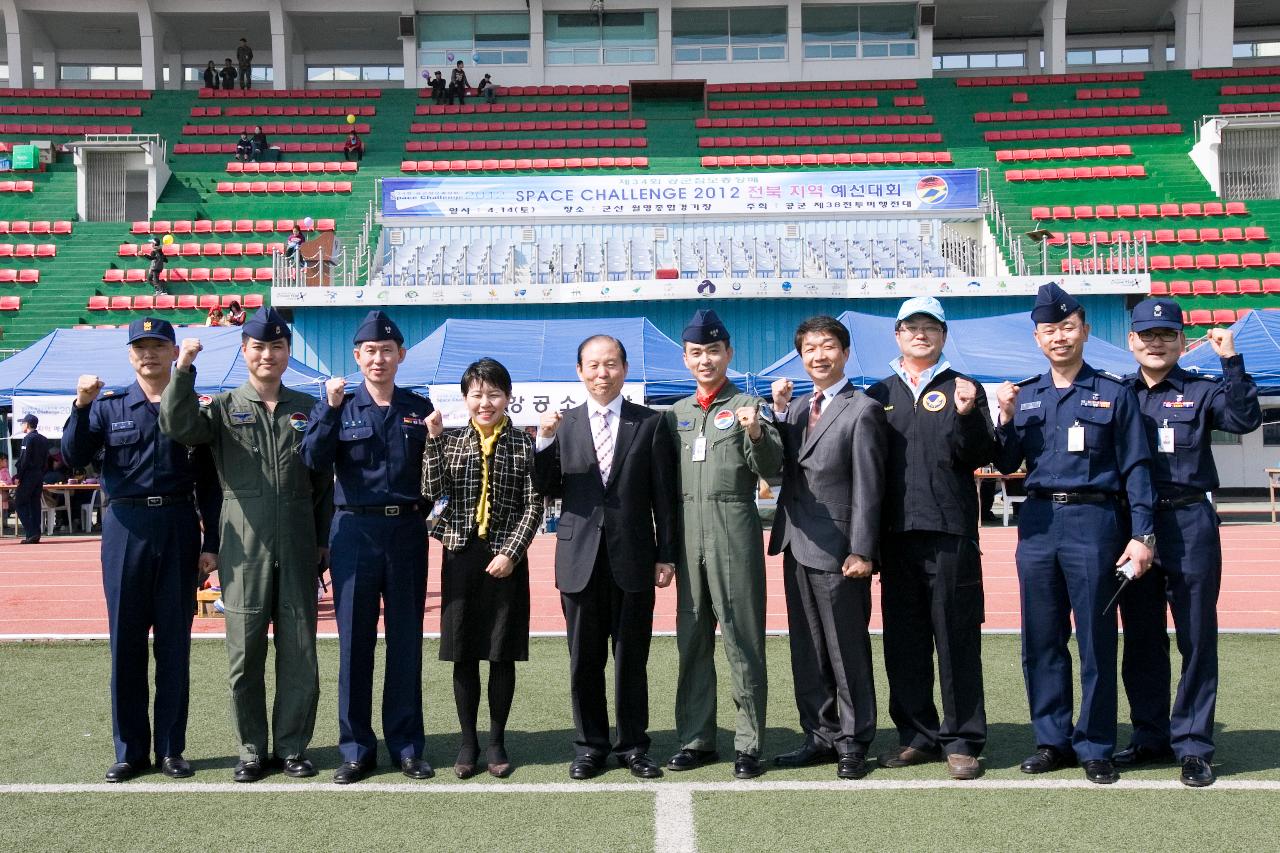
left=1020, top=401, right=1041, bottom=411
left=1163, top=400, right=1196, bottom=409
left=1158, top=426, right=1175, bottom=454
left=691, top=435, right=707, bottom=462
left=109, top=420, right=135, bottom=431
left=230, top=410, right=256, bottom=425
left=1068, top=424, right=1085, bottom=452
left=1080, top=399, right=1112, bottom=409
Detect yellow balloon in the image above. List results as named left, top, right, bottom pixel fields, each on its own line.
left=161, top=234, right=174, bottom=245
left=346, top=113, right=356, bottom=124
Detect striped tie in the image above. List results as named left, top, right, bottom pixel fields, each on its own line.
left=593, top=409, right=614, bottom=486
left=808, top=390, right=824, bottom=432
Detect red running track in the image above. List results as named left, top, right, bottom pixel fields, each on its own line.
left=1, top=524, right=1277, bottom=637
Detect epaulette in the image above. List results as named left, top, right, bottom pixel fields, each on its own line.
left=101, top=389, right=118, bottom=398
left=1098, top=370, right=1126, bottom=383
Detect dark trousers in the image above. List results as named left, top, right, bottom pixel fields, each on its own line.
left=1120, top=500, right=1220, bottom=760
left=881, top=531, right=987, bottom=757
left=449, top=84, right=465, bottom=105
left=560, top=544, right=655, bottom=760
left=1016, top=498, right=1124, bottom=761
left=329, top=509, right=428, bottom=764
left=238, top=66, right=251, bottom=89
left=102, top=503, right=200, bottom=764
left=14, top=487, right=41, bottom=540
left=782, top=549, right=876, bottom=755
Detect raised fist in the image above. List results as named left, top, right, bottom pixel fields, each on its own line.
left=425, top=409, right=444, bottom=438
left=771, top=378, right=794, bottom=412
left=1205, top=328, right=1236, bottom=359
left=177, top=337, right=203, bottom=370
left=539, top=410, right=563, bottom=439
left=324, top=376, right=346, bottom=409
left=996, top=381, right=1019, bottom=424
left=735, top=405, right=761, bottom=440
left=75, top=375, right=104, bottom=408
left=954, top=377, right=978, bottom=416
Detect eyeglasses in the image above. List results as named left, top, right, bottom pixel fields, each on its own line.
left=897, top=324, right=944, bottom=336
left=1136, top=329, right=1180, bottom=343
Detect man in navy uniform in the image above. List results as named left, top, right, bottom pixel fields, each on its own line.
left=62, top=317, right=221, bottom=782
left=299, top=310, right=435, bottom=784
left=12, top=413, right=49, bottom=543
left=993, top=282, right=1155, bottom=785
left=1116, top=299, right=1260, bottom=787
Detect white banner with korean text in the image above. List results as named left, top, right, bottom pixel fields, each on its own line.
left=427, top=382, right=646, bottom=429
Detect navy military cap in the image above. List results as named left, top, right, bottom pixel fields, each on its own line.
left=1130, top=298, right=1183, bottom=332
left=1030, top=281, right=1082, bottom=325
left=352, top=310, right=404, bottom=346
left=683, top=308, right=730, bottom=344
left=126, top=316, right=176, bottom=345
left=18, top=413, right=37, bottom=427
left=241, top=306, right=292, bottom=343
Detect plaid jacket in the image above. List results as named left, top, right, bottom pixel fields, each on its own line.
left=421, top=424, right=543, bottom=561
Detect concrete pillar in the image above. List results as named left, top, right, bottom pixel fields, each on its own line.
left=400, top=6, right=417, bottom=89
left=918, top=15, right=934, bottom=78
left=786, top=0, right=802, bottom=80
left=137, top=4, right=165, bottom=91
left=528, top=0, right=545, bottom=84
left=1040, top=0, right=1067, bottom=75
left=1, top=1, right=35, bottom=88
left=269, top=5, right=293, bottom=89
left=1174, top=0, right=1234, bottom=70
left=656, top=0, right=672, bottom=73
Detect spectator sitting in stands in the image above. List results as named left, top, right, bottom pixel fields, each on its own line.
left=250, top=126, right=269, bottom=161
left=343, top=131, right=364, bottom=162
left=203, top=61, right=218, bottom=90
left=219, top=58, right=238, bottom=90
left=448, top=60, right=470, bottom=105
left=478, top=74, right=496, bottom=105
left=225, top=300, right=246, bottom=326
left=430, top=71, right=447, bottom=105
left=235, top=131, right=254, bottom=162
left=144, top=237, right=168, bottom=296
left=285, top=225, right=305, bottom=259
left=205, top=306, right=225, bottom=327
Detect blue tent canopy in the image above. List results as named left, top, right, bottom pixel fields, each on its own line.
left=754, top=310, right=1136, bottom=393
left=0, top=326, right=327, bottom=404
left=1181, top=309, right=1280, bottom=394
left=393, top=317, right=746, bottom=402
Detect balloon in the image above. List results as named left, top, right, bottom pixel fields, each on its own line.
left=346, top=113, right=356, bottom=124
left=472, top=53, right=481, bottom=64
left=302, top=217, right=314, bottom=230
left=446, top=52, right=454, bottom=62
left=421, top=69, right=431, bottom=80
left=161, top=234, right=174, bottom=245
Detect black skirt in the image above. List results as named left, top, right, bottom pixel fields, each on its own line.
left=438, top=535, right=530, bottom=662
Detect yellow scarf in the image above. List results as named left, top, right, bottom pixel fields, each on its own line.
left=473, top=416, right=507, bottom=537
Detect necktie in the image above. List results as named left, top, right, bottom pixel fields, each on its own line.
left=808, top=390, right=824, bottom=432
left=593, top=409, right=614, bottom=485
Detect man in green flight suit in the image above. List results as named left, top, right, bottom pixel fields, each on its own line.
left=159, top=307, right=333, bottom=783
left=664, top=308, right=783, bottom=780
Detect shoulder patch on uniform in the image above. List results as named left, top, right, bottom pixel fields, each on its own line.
left=1098, top=370, right=1126, bottom=383
left=101, top=389, right=117, bottom=398
left=758, top=403, right=775, bottom=423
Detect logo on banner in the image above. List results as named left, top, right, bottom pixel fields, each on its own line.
left=916, top=175, right=949, bottom=205
left=698, top=279, right=716, bottom=295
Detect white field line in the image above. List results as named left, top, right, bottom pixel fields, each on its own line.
left=654, top=787, right=697, bottom=853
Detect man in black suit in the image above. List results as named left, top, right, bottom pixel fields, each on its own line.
left=13, top=414, right=50, bottom=543
left=534, top=335, right=678, bottom=780
left=768, top=315, right=887, bottom=780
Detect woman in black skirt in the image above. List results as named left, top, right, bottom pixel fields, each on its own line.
left=422, top=358, right=543, bottom=779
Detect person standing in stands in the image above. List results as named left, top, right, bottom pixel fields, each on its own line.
left=430, top=71, right=447, bottom=105
left=62, top=317, right=222, bottom=783
left=219, top=59, right=237, bottom=91
left=12, top=413, right=49, bottom=544
left=160, top=307, right=333, bottom=784
left=449, top=61, right=470, bottom=106
left=202, top=61, right=217, bottom=90
left=236, top=39, right=254, bottom=90
left=144, top=237, right=168, bottom=297
left=477, top=74, right=497, bottom=105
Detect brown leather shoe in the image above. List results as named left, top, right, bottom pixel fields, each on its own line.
left=946, top=754, right=982, bottom=780
left=877, top=745, right=942, bottom=768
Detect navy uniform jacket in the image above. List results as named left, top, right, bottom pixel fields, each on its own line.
left=1128, top=356, right=1262, bottom=496
left=299, top=382, right=434, bottom=507
left=993, top=362, right=1155, bottom=537
left=61, top=382, right=221, bottom=552
left=14, top=430, right=49, bottom=498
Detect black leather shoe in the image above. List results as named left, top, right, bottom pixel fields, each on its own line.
left=837, top=753, right=870, bottom=780
left=159, top=756, right=192, bottom=779
left=1084, top=759, right=1119, bottom=784
left=233, top=760, right=264, bottom=783
left=486, top=744, right=512, bottom=779
left=1181, top=756, right=1215, bottom=788
left=620, top=753, right=662, bottom=779
left=401, top=757, right=434, bottom=780
left=19, top=537, right=39, bottom=545
left=333, top=760, right=375, bottom=785
left=1113, top=743, right=1176, bottom=767
left=666, top=748, right=719, bottom=771
left=774, top=743, right=837, bottom=767
left=279, top=757, right=317, bottom=778
left=105, top=760, right=149, bottom=782
left=733, top=751, right=764, bottom=780
left=569, top=755, right=604, bottom=780
left=454, top=747, right=479, bottom=780
left=1020, top=746, right=1078, bottom=774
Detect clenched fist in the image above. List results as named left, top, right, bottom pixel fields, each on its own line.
left=425, top=409, right=444, bottom=438
left=75, top=375, right=104, bottom=409
left=1205, top=328, right=1236, bottom=359
left=954, top=377, right=978, bottom=416
left=539, top=410, right=563, bottom=439
left=324, top=376, right=346, bottom=409
left=996, top=381, right=1020, bottom=424
left=771, top=378, right=794, bottom=413
left=177, top=337, right=203, bottom=371
left=736, top=405, right=762, bottom=441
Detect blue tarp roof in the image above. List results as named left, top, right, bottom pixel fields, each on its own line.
left=0, top=326, right=327, bottom=404
left=393, top=317, right=746, bottom=402
left=1181, top=309, right=1280, bottom=394
left=754, top=310, right=1136, bottom=393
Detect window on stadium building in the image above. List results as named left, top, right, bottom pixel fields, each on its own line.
left=932, top=51, right=1026, bottom=71
left=1234, top=40, right=1280, bottom=59
left=1066, top=47, right=1150, bottom=66
left=801, top=3, right=916, bottom=60
left=545, top=10, right=657, bottom=66
left=59, top=64, right=144, bottom=83
left=672, top=7, right=787, bottom=64
left=419, top=13, right=531, bottom=67
left=306, top=65, right=406, bottom=82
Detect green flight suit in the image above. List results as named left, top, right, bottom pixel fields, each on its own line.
left=664, top=383, right=782, bottom=756
left=160, top=367, right=333, bottom=763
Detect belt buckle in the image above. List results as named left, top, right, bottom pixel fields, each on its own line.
left=1051, top=493, right=1069, bottom=504
left=146, top=496, right=163, bottom=507
left=384, top=505, right=401, bottom=517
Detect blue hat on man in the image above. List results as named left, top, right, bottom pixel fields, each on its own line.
left=683, top=308, right=730, bottom=344
left=1030, top=281, right=1082, bottom=325
left=352, top=309, right=404, bottom=346
left=896, top=295, right=947, bottom=325
left=1131, top=298, right=1184, bottom=332
left=18, top=414, right=37, bottom=427
left=241, top=306, right=292, bottom=343
left=126, top=316, right=176, bottom=345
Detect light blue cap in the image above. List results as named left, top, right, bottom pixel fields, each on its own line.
left=896, top=295, right=946, bottom=324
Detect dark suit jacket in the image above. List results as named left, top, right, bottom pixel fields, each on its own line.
left=535, top=399, right=678, bottom=594
left=14, top=430, right=49, bottom=500
left=767, top=383, right=887, bottom=571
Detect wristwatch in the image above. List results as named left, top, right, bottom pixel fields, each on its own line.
left=1134, top=534, right=1156, bottom=550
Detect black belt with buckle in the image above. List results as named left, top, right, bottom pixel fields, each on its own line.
left=111, top=494, right=194, bottom=508
left=1156, top=492, right=1207, bottom=511
left=1028, top=490, right=1114, bottom=505
left=338, top=503, right=420, bottom=517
